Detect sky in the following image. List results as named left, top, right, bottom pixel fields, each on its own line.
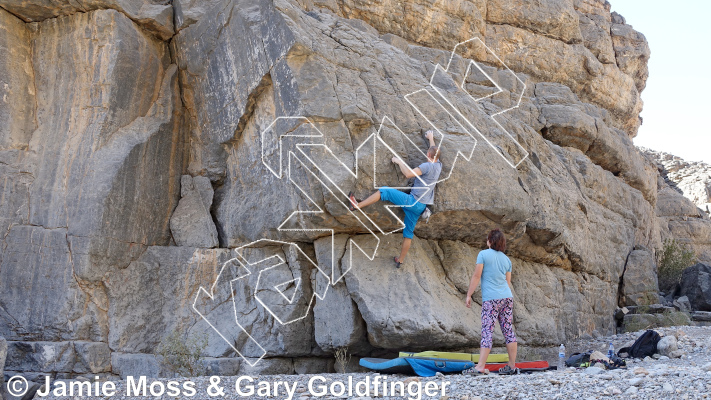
left=610, top=0, right=710, bottom=163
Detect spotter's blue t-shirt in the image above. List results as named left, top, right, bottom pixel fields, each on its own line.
left=476, top=248, right=513, bottom=302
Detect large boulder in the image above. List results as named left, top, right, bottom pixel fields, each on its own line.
left=656, top=335, right=678, bottom=357
left=623, top=312, right=691, bottom=332
left=620, top=247, right=659, bottom=306
left=170, top=175, right=219, bottom=248
left=314, top=234, right=617, bottom=349
left=336, top=234, right=482, bottom=349
left=679, top=263, right=711, bottom=311
left=204, top=1, right=656, bottom=293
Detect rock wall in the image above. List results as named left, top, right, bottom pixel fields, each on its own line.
left=0, top=0, right=681, bottom=379
left=0, top=4, right=188, bottom=379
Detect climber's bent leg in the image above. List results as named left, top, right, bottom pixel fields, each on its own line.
left=379, top=189, right=425, bottom=264
left=402, top=198, right=426, bottom=235
left=353, top=187, right=426, bottom=264
left=397, top=198, right=426, bottom=262
left=377, top=186, right=410, bottom=206
left=351, top=190, right=381, bottom=210
left=352, top=186, right=405, bottom=210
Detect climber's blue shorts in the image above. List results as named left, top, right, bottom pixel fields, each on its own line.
left=378, top=186, right=426, bottom=239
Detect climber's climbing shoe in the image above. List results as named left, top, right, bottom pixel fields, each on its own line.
left=420, top=206, right=432, bottom=223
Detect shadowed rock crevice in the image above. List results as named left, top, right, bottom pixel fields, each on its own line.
left=170, top=0, right=297, bottom=180
left=232, top=72, right=274, bottom=147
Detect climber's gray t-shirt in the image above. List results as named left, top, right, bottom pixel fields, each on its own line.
left=410, top=161, right=442, bottom=205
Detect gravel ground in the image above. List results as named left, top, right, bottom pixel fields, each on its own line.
left=34, top=326, right=711, bottom=400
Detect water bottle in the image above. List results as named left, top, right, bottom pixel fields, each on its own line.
left=607, top=342, right=615, bottom=359
left=558, top=344, right=565, bottom=371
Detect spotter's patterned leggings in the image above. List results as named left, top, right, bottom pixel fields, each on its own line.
left=480, top=297, right=517, bottom=349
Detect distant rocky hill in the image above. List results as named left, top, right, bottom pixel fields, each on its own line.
left=1, top=0, right=709, bottom=380
left=641, top=148, right=711, bottom=213
left=642, top=147, right=711, bottom=270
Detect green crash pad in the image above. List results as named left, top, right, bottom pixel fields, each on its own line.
left=398, top=350, right=509, bottom=363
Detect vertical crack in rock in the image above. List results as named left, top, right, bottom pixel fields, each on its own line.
left=231, top=73, right=274, bottom=145
left=618, top=249, right=633, bottom=307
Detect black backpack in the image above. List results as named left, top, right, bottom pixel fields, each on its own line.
left=565, top=351, right=592, bottom=367
left=617, top=330, right=660, bottom=359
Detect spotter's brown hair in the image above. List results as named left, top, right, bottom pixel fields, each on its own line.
left=488, top=229, right=506, bottom=252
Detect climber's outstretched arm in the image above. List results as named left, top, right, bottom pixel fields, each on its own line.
left=392, top=157, right=422, bottom=178
left=426, top=130, right=435, bottom=148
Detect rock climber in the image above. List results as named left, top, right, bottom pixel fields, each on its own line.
left=348, top=130, right=442, bottom=268
left=464, top=228, right=519, bottom=375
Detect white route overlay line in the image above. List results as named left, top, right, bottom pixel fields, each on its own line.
left=274, top=277, right=301, bottom=304
left=274, top=119, right=434, bottom=279
left=404, top=89, right=478, bottom=183
left=193, top=239, right=330, bottom=367
left=194, top=36, right=528, bottom=366
left=372, top=115, right=444, bottom=190
left=192, top=250, right=267, bottom=367
left=429, top=37, right=529, bottom=169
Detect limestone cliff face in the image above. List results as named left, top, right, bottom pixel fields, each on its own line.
left=0, top=5, right=188, bottom=377
left=0, top=0, right=680, bottom=378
